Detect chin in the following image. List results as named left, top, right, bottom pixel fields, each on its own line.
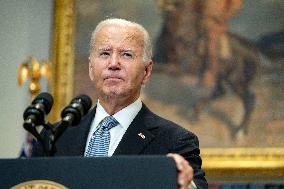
left=103, top=89, right=122, bottom=97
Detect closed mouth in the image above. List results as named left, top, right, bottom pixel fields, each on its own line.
left=104, top=75, right=123, bottom=81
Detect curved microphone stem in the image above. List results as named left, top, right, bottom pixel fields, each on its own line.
left=44, top=115, right=74, bottom=157
left=23, top=121, right=55, bottom=156
left=41, top=122, right=56, bottom=157
left=23, top=119, right=43, bottom=143
left=42, top=122, right=54, bottom=131
left=53, top=114, right=74, bottom=142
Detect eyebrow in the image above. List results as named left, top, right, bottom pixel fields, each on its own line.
left=97, top=47, right=111, bottom=51
left=121, top=49, right=134, bottom=53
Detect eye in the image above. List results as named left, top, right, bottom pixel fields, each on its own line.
left=99, top=51, right=110, bottom=58
left=122, top=52, right=133, bottom=59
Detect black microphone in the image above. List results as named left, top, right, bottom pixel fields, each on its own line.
left=61, top=94, right=92, bottom=126
left=53, top=94, right=92, bottom=141
left=23, top=92, right=53, bottom=140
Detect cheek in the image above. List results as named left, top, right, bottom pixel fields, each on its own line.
left=90, top=63, right=103, bottom=80
left=90, top=70, right=103, bottom=89
left=93, top=71, right=102, bottom=84
left=129, top=67, right=146, bottom=85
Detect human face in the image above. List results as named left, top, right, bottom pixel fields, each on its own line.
left=89, top=24, right=152, bottom=104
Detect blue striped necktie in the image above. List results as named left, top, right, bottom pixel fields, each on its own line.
left=85, top=116, right=119, bottom=157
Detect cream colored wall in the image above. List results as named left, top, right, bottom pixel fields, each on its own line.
left=0, top=0, right=53, bottom=158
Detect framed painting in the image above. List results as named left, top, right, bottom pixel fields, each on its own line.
left=51, top=0, right=284, bottom=182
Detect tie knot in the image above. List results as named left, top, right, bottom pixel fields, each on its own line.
left=100, top=116, right=119, bottom=131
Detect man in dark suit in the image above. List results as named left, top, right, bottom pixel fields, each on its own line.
left=33, top=18, right=207, bottom=189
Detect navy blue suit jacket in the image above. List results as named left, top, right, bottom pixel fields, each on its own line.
left=32, top=103, right=207, bottom=188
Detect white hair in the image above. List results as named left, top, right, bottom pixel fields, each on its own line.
left=90, top=18, right=152, bottom=63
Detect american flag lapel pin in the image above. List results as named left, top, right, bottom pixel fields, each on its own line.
left=138, top=132, right=146, bottom=139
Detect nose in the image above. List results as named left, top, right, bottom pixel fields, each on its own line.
left=108, top=53, right=120, bottom=70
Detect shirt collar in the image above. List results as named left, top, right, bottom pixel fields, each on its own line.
left=94, top=99, right=142, bottom=131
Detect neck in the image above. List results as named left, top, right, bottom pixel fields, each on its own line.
left=99, top=95, right=139, bottom=115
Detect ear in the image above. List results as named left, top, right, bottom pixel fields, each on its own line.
left=141, top=61, right=153, bottom=85
left=89, top=61, right=94, bottom=81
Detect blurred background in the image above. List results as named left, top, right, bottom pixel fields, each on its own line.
left=0, top=0, right=53, bottom=158
left=74, top=0, right=284, bottom=148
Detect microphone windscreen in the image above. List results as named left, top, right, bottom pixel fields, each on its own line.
left=74, top=94, right=92, bottom=114
left=32, top=92, right=54, bottom=113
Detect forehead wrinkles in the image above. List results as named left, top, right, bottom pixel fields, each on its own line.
left=125, top=31, right=144, bottom=48
left=94, top=26, right=144, bottom=51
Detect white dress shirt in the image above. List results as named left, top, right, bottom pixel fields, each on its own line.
left=84, top=98, right=142, bottom=156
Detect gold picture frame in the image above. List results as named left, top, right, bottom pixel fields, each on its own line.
left=50, top=0, right=284, bottom=183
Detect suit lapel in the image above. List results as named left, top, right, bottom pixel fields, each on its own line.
left=113, top=104, right=157, bottom=155
left=63, top=107, right=96, bottom=156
